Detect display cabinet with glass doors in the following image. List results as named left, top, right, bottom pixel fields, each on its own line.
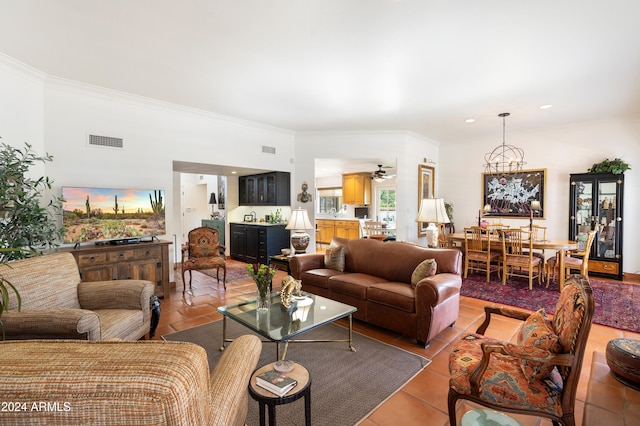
left=569, top=172, right=624, bottom=280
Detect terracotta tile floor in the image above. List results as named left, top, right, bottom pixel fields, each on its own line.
left=152, top=260, right=640, bottom=426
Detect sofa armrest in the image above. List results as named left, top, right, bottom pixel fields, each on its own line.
left=78, top=280, right=154, bottom=312
left=290, top=253, right=325, bottom=279
left=209, top=334, right=262, bottom=426
left=415, top=273, right=462, bottom=307
left=1, top=309, right=101, bottom=340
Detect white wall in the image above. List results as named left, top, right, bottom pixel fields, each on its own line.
left=440, top=116, right=640, bottom=274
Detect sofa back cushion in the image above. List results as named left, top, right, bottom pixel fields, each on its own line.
left=331, top=237, right=462, bottom=283
left=0, top=252, right=82, bottom=310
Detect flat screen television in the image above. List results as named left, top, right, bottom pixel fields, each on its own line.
left=62, top=187, right=166, bottom=244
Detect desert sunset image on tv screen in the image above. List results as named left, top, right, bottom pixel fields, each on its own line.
left=62, top=187, right=166, bottom=244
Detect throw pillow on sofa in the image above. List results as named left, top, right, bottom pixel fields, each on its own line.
left=324, top=244, right=345, bottom=272
left=411, top=258, right=437, bottom=287
left=517, top=308, right=561, bottom=381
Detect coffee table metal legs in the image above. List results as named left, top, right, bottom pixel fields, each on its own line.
left=220, top=314, right=357, bottom=356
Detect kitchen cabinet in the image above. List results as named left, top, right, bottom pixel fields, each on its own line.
left=569, top=172, right=624, bottom=280
left=239, top=172, right=290, bottom=206
left=335, top=220, right=360, bottom=239
left=230, top=223, right=290, bottom=264
left=60, top=240, right=172, bottom=299
left=316, top=219, right=359, bottom=243
left=201, top=219, right=225, bottom=247
left=316, top=219, right=335, bottom=244
left=342, top=173, right=371, bottom=205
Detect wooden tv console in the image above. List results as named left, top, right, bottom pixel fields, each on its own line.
left=60, top=239, right=172, bottom=299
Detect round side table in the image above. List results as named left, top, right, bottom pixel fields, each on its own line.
left=248, top=362, right=311, bottom=426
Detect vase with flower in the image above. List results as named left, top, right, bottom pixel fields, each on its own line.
left=246, top=263, right=275, bottom=312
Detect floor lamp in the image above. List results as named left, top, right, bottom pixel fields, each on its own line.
left=416, top=198, right=450, bottom=248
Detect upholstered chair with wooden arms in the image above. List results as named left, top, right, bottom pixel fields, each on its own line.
left=181, top=227, right=226, bottom=293
left=448, top=274, right=594, bottom=426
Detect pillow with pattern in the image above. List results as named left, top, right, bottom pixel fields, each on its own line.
left=410, top=258, right=437, bottom=287
left=324, top=244, right=345, bottom=272
left=517, top=308, right=561, bottom=381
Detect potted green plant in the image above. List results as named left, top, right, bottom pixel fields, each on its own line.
left=0, top=140, right=65, bottom=262
left=587, top=158, right=631, bottom=175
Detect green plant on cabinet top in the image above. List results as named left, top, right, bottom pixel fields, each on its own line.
left=588, top=158, right=631, bottom=175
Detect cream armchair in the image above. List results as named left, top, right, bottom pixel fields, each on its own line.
left=0, top=252, right=153, bottom=340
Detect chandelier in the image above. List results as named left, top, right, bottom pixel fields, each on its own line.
left=483, top=112, right=526, bottom=175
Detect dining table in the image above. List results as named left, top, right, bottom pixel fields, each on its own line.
left=446, top=232, right=579, bottom=290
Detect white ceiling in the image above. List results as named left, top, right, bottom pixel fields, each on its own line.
left=2, top=1, right=640, bottom=144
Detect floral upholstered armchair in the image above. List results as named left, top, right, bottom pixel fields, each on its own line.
left=448, top=274, right=594, bottom=426
left=181, top=227, right=226, bottom=293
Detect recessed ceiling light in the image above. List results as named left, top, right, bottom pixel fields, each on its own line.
left=231, top=171, right=237, bottom=174
left=539, top=104, right=552, bottom=110
left=465, top=118, right=475, bottom=123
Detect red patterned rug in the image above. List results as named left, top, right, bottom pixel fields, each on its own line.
left=199, top=263, right=249, bottom=282
left=461, top=273, right=640, bottom=333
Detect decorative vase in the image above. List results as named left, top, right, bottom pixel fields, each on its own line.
left=256, top=287, right=271, bottom=312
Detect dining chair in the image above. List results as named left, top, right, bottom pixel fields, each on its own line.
left=546, top=230, right=597, bottom=287
left=520, top=224, right=548, bottom=278
left=463, top=226, right=501, bottom=282
left=448, top=274, right=594, bottom=426
left=362, top=221, right=387, bottom=241
left=181, top=226, right=227, bottom=292
left=500, top=228, right=543, bottom=290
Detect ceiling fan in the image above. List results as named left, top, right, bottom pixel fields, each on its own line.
left=372, top=164, right=395, bottom=181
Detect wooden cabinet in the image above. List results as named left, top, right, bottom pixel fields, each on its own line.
left=342, top=173, right=371, bottom=205
left=317, top=219, right=359, bottom=243
left=230, top=223, right=290, bottom=264
left=61, top=240, right=172, bottom=299
left=316, top=219, right=335, bottom=244
left=569, top=172, right=624, bottom=280
left=239, top=172, right=290, bottom=206
left=334, top=220, right=360, bottom=239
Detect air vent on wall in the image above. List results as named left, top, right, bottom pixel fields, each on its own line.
left=88, top=134, right=124, bottom=149
left=262, top=145, right=276, bottom=154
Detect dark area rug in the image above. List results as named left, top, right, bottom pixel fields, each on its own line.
left=461, top=273, right=640, bottom=332
left=164, top=320, right=429, bottom=426
left=200, top=263, right=249, bottom=282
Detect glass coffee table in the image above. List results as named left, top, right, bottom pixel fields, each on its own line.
left=217, top=292, right=357, bottom=360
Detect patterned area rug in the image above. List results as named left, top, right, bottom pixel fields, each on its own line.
left=164, top=320, right=429, bottom=426
left=461, top=274, right=640, bottom=333
left=200, top=263, right=249, bottom=282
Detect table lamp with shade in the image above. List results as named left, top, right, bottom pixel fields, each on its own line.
left=208, top=193, right=217, bottom=217
left=416, top=198, right=450, bottom=248
left=285, top=208, right=314, bottom=253
left=530, top=200, right=541, bottom=230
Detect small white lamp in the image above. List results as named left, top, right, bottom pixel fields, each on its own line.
left=208, top=193, right=217, bottom=217
left=285, top=208, right=314, bottom=253
left=416, top=198, right=450, bottom=248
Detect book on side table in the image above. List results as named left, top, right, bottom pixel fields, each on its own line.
left=255, top=369, right=298, bottom=397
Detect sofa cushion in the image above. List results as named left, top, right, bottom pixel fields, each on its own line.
left=324, top=244, right=345, bottom=272
left=411, top=258, right=437, bottom=287
left=368, top=283, right=415, bottom=313
left=517, top=309, right=560, bottom=381
left=329, top=273, right=388, bottom=300
left=300, top=269, right=345, bottom=289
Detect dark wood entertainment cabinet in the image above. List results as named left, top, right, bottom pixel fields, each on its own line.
left=59, top=239, right=172, bottom=299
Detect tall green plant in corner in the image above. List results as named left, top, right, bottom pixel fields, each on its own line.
left=0, top=140, right=65, bottom=262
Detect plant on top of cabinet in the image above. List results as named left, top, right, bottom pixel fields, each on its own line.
left=588, top=158, right=630, bottom=175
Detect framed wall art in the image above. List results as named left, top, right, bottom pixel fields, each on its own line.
left=418, top=164, right=435, bottom=236
left=482, top=169, right=546, bottom=219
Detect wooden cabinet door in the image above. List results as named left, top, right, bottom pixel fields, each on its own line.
left=245, top=226, right=259, bottom=263
left=347, top=221, right=360, bottom=239
left=342, top=174, right=371, bottom=205
left=81, top=264, right=117, bottom=282
left=130, top=259, right=160, bottom=284
left=342, top=175, right=356, bottom=204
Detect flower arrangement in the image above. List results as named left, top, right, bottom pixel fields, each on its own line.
left=246, top=263, right=275, bottom=300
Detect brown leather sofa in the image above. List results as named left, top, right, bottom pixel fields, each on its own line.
left=290, top=237, right=463, bottom=347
